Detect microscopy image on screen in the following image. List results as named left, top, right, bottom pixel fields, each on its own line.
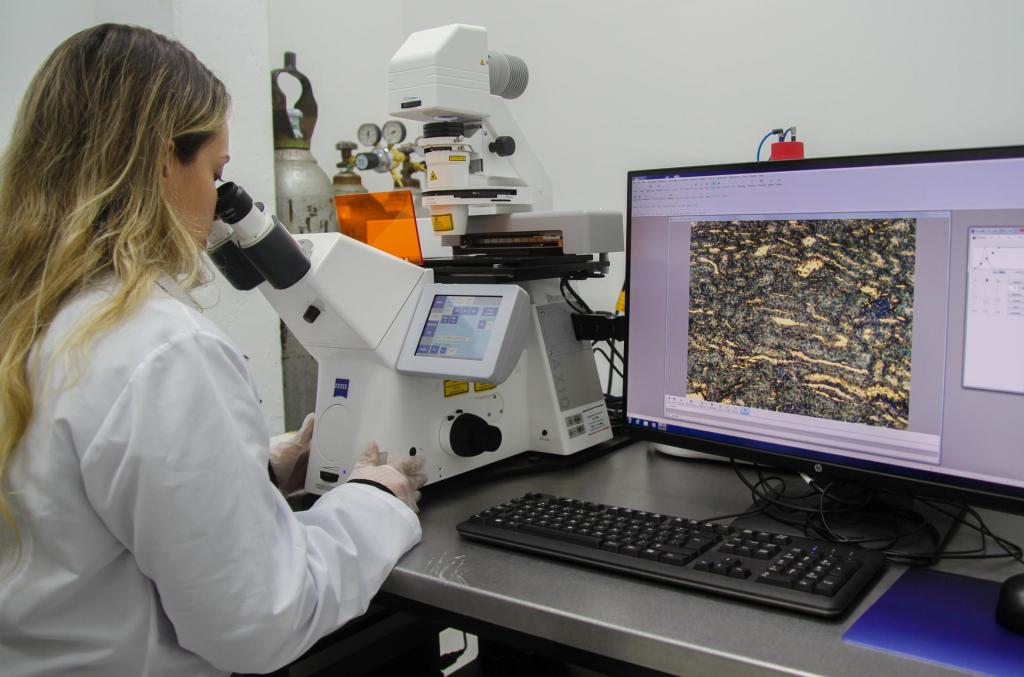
left=686, top=218, right=916, bottom=429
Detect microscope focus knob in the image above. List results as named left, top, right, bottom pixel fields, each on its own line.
left=488, top=136, right=516, bottom=157
left=449, top=413, right=502, bottom=457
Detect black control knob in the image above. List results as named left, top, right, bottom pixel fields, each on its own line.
left=488, top=136, right=516, bottom=157
left=449, top=413, right=502, bottom=458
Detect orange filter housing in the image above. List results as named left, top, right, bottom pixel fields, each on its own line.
left=334, top=189, right=423, bottom=265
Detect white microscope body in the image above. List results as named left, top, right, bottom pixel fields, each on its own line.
left=260, top=233, right=541, bottom=492
left=210, top=24, right=621, bottom=494
left=384, top=23, right=624, bottom=482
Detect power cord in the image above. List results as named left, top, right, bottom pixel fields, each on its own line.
left=756, top=126, right=797, bottom=161
left=559, top=276, right=626, bottom=400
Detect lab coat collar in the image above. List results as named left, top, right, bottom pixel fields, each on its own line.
left=155, top=274, right=200, bottom=310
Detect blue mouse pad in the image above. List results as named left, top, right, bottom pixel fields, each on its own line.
left=844, top=568, right=1024, bottom=675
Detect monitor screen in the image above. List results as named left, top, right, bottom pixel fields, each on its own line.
left=624, top=146, right=1024, bottom=511
left=415, top=294, right=502, bottom=361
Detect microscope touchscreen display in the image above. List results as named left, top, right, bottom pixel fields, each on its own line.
left=416, top=295, right=502, bottom=361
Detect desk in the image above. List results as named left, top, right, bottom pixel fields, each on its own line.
left=380, top=441, right=1024, bottom=676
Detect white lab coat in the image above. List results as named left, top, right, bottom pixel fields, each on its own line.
left=0, top=278, right=421, bottom=676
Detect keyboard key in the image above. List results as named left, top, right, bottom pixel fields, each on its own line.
left=815, top=577, right=841, bottom=596
left=758, top=571, right=795, bottom=588
left=729, top=567, right=751, bottom=579
left=520, top=523, right=601, bottom=547
left=829, top=563, right=854, bottom=579
left=661, top=552, right=692, bottom=566
left=686, top=535, right=719, bottom=552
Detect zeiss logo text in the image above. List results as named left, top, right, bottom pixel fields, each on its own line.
left=334, top=378, right=350, bottom=398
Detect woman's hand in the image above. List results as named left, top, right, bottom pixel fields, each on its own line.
left=349, top=442, right=427, bottom=512
left=269, top=413, right=314, bottom=494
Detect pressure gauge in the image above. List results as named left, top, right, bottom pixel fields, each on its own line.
left=382, top=120, right=407, bottom=145
left=357, top=122, right=382, bottom=146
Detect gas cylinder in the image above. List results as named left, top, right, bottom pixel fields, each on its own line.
left=333, top=140, right=368, bottom=196
left=271, top=52, right=340, bottom=233
left=271, top=52, right=338, bottom=430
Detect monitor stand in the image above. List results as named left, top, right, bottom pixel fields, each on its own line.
left=729, top=490, right=964, bottom=560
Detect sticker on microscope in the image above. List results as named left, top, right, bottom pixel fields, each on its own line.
left=584, top=405, right=611, bottom=434
left=444, top=380, right=470, bottom=397
left=333, top=378, right=350, bottom=398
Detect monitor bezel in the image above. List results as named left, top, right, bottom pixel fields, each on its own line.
left=623, top=144, right=1024, bottom=514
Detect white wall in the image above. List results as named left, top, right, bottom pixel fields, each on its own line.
left=0, top=0, right=284, bottom=433
left=267, top=0, right=405, bottom=196
left=258, top=0, right=1024, bottom=393
left=263, top=0, right=1024, bottom=308
left=0, top=2, right=98, bottom=146
left=397, top=0, right=1024, bottom=311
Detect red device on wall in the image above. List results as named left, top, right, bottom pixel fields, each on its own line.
left=770, top=137, right=805, bottom=160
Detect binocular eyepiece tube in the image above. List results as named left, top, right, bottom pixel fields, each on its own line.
left=206, top=182, right=311, bottom=291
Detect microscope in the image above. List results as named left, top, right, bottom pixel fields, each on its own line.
left=207, top=24, right=622, bottom=494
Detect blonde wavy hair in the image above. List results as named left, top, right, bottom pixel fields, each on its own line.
left=0, top=24, right=229, bottom=552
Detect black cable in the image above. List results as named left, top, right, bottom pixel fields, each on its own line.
left=732, top=460, right=1024, bottom=567
left=563, top=278, right=592, bottom=314
left=559, top=277, right=591, bottom=314
left=601, top=339, right=625, bottom=363
left=734, top=461, right=827, bottom=515
left=919, top=499, right=1024, bottom=564
left=698, top=505, right=768, bottom=523
left=561, top=275, right=627, bottom=399
left=591, top=347, right=624, bottom=378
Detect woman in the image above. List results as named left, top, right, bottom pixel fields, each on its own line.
left=0, top=24, right=426, bottom=675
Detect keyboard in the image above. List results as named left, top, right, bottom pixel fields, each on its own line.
left=456, top=493, right=885, bottom=617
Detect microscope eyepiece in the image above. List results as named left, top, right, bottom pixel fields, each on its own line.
left=215, top=182, right=254, bottom=225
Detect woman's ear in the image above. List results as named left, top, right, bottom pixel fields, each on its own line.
left=163, top=140, right=176, bottom=179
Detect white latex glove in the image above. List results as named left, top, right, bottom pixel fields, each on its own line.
left=269, top=413, right=314, bottom=494
left=348, top=442, right=427, bottom=512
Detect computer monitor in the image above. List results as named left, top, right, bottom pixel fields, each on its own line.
left=624, top=146, right=1024, bottom=513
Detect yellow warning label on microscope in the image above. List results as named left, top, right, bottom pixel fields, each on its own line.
left=432, top=214, right=454, bottom=232
left=444, top=380, right=470, bottom=397
left=473, top=382, right=496, bottom=392
left=448, top=155, right=467, bottom=162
